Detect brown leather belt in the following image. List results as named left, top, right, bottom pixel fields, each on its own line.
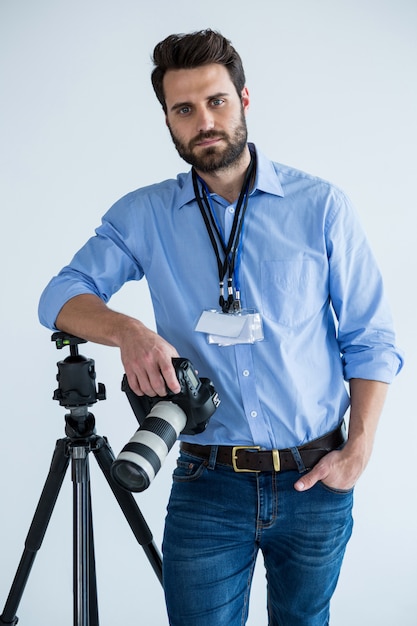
left=181, top=422, right=346, bottom=473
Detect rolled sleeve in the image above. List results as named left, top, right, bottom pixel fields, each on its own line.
left=326, top=192, right=404, bottom=383
left=38, top=208, right=144, bottom=330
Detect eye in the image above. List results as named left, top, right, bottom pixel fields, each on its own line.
left=178, top=105, right=191, bottom=115
left=211, top=98, right=225, bottom=107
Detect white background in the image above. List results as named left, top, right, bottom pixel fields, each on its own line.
left=1, top=1, right=416, bottom=624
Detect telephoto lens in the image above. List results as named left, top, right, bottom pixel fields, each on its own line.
left=111, top=358, right=219, bottom=492
left=111, top=401, right=187, bottom=492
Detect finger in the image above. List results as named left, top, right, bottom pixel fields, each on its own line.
left=125, top=365, right=161, bottom=397
left=294, top=463, right=329, bottom=492
left=146, top=368, right=172, bottom=397
left=160, top=362, right=181, bottom=394
left=125, top=370, right=145, bottom=396
left=126, top=361, right=176, bottom=397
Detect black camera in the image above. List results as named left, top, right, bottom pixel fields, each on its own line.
left=110, top=358, right=220, bottom=492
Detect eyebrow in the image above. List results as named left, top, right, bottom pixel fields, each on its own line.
left=169, top=92, right=230, bottom=113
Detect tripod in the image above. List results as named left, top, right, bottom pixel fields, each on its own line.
left=0, top=333, right=163, bottom=626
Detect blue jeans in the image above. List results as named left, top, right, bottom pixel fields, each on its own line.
left=162, top=448, right=354, bottom=626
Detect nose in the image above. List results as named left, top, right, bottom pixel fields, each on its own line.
left=196, top=106, right=215, bottom=133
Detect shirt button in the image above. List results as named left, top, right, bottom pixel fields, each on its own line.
left=250, top=411, right=258, bottom=418
left=228, top=206, right=235, bottom=214
left=242, top=369, right=250, bottom=377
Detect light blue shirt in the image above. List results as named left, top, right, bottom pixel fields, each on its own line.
left=38, top=145, right=403, bottom=449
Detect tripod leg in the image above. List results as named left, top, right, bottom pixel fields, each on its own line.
left=92, top=436, right=163, bottom=585
left=0, top=438, right=70, bottom=626
left=87, top=484, right=99, bottom=626
left=71, top=445, right=99, bottom=626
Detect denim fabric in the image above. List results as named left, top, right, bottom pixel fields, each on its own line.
left=162, top=450, right=354, bottom=626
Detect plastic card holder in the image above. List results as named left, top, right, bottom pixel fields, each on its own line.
left=195, top=309, right=264, bottom=346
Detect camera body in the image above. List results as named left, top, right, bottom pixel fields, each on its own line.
left=111, top=358, right=220, bottom=492
left=122, top=357, right=220, bottom=435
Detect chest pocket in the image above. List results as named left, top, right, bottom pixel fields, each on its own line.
left=261, top=259, right=328, bottom=327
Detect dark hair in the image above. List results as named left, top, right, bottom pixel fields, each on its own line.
left=151, top=29, right=246, bottom=112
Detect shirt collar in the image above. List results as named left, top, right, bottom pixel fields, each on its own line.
left=251, top=143, right=284, bottom=198
left=174, top=143, right=284, bottom=210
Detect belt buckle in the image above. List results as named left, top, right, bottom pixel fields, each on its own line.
left=232, top=446, right=261, bottom=472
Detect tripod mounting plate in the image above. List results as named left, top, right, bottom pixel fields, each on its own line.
left=52, top=332, right=87, bottom=350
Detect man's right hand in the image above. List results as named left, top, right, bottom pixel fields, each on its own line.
left=55, top=294, right=181, bottom=398
left=118, top=322, right=181, bottom=397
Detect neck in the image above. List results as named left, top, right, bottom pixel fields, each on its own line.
left=195, top=145, right=252, bottom=204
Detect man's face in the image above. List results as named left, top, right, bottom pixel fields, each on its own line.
left=163, top=64, right=250, bottom=173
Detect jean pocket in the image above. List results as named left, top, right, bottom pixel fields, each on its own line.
left=318, top=480, right=354, bottom=495
left=172, top=454, right=208, bottom=483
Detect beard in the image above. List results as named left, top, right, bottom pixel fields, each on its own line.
left=167, top=108, right=248, bottom=173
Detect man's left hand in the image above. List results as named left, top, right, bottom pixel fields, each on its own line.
left=293, top=448, right=363, bottom=492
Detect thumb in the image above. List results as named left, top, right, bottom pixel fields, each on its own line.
left=294, top=464, right=326, bottom=492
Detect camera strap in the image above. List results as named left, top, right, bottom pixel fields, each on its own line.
left=192, top=149, right=256, bottom=313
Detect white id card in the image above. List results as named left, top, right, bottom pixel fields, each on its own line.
left=195, top=309, right=264, bottom=346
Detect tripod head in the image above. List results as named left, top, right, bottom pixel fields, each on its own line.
left=52, top=332, right=106, bottom=438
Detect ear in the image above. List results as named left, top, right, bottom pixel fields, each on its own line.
left=241, top=86, right=250, bottom=113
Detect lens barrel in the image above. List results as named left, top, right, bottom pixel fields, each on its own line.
left=111, top=401, right=187, bottom=492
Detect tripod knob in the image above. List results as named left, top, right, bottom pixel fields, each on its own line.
left=97, top=382, right=106, bottom=402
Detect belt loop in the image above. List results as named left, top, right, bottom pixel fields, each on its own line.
left=290, top=446, right=306, bottom=473
left=208, top=445, right=218, bottom=470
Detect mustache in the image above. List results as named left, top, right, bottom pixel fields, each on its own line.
left=190, top=131, right=227, bottom=148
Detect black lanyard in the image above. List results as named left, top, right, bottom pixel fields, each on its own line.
left=192, top=151, right=256, bottom=312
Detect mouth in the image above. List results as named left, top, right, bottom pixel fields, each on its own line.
left=192, top=134, right=225, bottom=149
left=196, top=138, right=221, bottom=147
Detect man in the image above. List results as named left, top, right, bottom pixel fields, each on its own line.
left=39, top=30, right=403, bottom=625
